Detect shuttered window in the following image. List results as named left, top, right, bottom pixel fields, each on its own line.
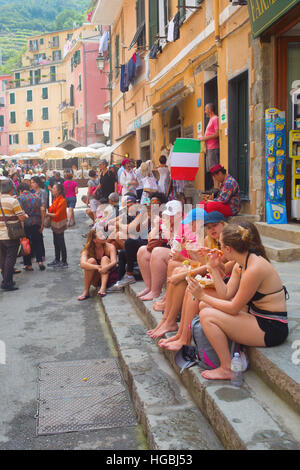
left=149, top=0, right=159, bottom=48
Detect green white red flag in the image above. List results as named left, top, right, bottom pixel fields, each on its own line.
left=170, top=138, right=201, bottom=180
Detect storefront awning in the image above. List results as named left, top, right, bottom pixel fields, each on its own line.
left=91, top=0, right=122, bottom=25
left=153, top=84, right=194, bottom=114
left=128, top=22, right=145, bottom=50
left=100, top=133, right=135, bottom=163
left=248, top=0, right=300, bottom=38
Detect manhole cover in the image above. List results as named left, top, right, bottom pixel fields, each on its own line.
left=36, top=359, right=137, bottom=435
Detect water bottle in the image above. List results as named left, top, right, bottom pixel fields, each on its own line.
left=230, top=352, right=243, bottom=387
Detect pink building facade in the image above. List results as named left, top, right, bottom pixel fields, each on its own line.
left=63, top=38, right=109, bottom=147
left=0, top=75, right=11, bottom=156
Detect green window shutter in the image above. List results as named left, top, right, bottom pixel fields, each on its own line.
left=10, top=111, right=16, bottom=124
left=27, top=132, right=34, bottom=145
left=14, top=134, right=19, bottom=144
left=42, top=107, right=49, bottom=120
left=42, top=87, right=48, bottom=99
left=78, top=75, right=82, bottom=91
left=43, top=131, right=50, bottom=143
left=27, top=109, right=33, bottom=122
left=0, top=115, right=4, bottom=127
left=9, top=135, right=12, bottom=145
left=50, top=66, right=56, bottom=82
left=149, top=0, right=159, bottom=48
left=27, top=90, right=32, bottom=102
left=136, top=0, right=145, bottom=48
left=10, top=93, right=15, bottom=105
left=178, top=0, right=186, bottom=23
left=15, top=73, right=20, bottom=88
left=76, top=110, right=79, bottom=125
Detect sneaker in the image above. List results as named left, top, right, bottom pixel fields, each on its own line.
left=58, top=262, right=68, bottom=268
left=47, top=260, right=60, bottom=267
left=106, top=282, right=124, bottom=293
left=117, top=274, right=136, bottom=287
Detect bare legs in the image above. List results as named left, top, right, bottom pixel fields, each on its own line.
left=139, top=247, right=172, bottom=301
left=136, top=245, right=152, bottom=297
left=158, top=288, right=219, bottom=351
left=199, top=307, right=265, bottom=380
left=98, top=256, right=111, bottom=295
left=78, top=258, right=99, bottom=300
left=67, top=207, right=75, bottom=227
left=147, top=271, right=187, bottom=338
left=158, top=289, right=200, bottom=350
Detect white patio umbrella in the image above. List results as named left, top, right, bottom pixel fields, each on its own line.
left=39, top=147, right=71, bottom=160
left=70, top=147, right=98, bottom=158
left=88, top=142, right=106, bottom=149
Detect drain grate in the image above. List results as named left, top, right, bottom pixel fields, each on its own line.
left=36, top=359, right=137, bottom=436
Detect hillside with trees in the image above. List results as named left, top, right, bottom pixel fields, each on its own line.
left=0, top=0, right=91, bottom=73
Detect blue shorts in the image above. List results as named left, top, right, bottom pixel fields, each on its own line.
left=66, top=197, right=77, bottom=208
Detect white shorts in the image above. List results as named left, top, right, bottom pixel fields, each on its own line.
left=90, top=199, right=100, bottom=213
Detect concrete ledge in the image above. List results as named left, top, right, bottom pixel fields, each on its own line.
left=261, top=236, right=300, bottom=262
left=256, top=222, right=300, bottom=245
left=100, top=293, right=223, bottom=450
left=126, top=283, right=300, bottom=450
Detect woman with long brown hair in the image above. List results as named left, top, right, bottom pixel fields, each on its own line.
left=188, top=223, right=288, bottom=381
left=78, top=228, right=117, bottom=300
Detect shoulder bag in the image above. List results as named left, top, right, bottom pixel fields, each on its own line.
left=0, top=198, right=25, bottom=240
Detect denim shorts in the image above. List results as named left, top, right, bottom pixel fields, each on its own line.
left=66, top=197, right=77, bottom=208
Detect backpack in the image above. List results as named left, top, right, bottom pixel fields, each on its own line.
left=175, top=315, right=249, bottom=374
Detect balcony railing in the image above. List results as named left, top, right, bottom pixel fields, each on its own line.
left=59, top=101, right=75, bottom=112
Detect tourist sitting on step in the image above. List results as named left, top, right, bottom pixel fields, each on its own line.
left=203, top=165, right=241, bottom=218
left=187, top=223, right=289, bottom=381
left=148, top=211, right=229, bottom=341
left=107, top=192, right=168, bottom=292
left=136, top=200, right=190, bottom=302
left=158, top=220, right=262, bottom=351
left=78, top=227, right=117, bottom=300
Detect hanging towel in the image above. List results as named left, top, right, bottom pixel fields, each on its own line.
left=99, top=31, right=109, bottom=54
left=136, top=52, right=142, bottom=69
left=128, top=57, right=136, bottom=85
left=145, top=53, right=150, bottom=81
left=167, top=17, right=175, bottom=42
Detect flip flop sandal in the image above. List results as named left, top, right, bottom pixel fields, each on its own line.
left=97, top=292, right=106, bottom=298
left=77, top=295, right=90, bottom=301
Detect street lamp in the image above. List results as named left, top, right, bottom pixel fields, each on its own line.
left=96, top=53, right=106, bottom=71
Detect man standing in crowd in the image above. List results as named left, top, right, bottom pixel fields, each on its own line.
left=96, top=160, right=118, bottom=200
left=204, top=164, right=241, bottom=217
left=199, top=103, right=220, bottom=190
left=0, top=178, right=26, bottom=291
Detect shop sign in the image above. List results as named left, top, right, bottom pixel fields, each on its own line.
left=127, top=108, right=152, bottom=133
left=248, top=0, right=300, bottom=38
left=220, top=98, right=227, bottom=124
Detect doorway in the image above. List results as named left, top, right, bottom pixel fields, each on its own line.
left=204, top=76, right=218, bottom=190
left=228, top=71, right=249, bottom=200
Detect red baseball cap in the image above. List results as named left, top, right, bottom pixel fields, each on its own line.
left=210, top=164, right=225, bottom=175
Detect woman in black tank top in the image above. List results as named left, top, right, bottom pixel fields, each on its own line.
left=187, top=224, right=289, bottom=381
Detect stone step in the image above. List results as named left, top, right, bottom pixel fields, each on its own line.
left=99, top=292, right=224, bottom=450
left=256, top=222, right=300, bottom=245
left=125, top=282, right=300, bottom=450
left=260, top=236, right=300, bottom=262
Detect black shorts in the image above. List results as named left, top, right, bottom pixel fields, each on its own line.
left=255, top=316, right=289, bottom=347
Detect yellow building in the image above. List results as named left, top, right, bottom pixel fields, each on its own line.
left=7, top=24, right=100, bottom=156
left=91, top=1, right=260, bottom=213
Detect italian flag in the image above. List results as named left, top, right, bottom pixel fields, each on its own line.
left=170, top=138, right=201, bottom=181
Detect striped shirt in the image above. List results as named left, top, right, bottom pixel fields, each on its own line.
left=0, top=195, right=24, bottom=240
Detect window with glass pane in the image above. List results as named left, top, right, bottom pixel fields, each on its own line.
left=178, top=0, right=186, bottom=23
left=27, top=90, right=33, bottom=102
left=43, top=131, right=50, bottom=143
left=15, top=73, right=20, bottom=88
left=0, top=115, right=4, bottom=127
left=50, top=66, right=56, bottom=82
left=27, top=109, right=33, bottom=122
left=10, top=112, right=16, bottom=124
left=42, top=107, right=49, bottom=120
left=27, top=132, right=34, bottom=145
left=42, top=88, right=48, bottom=99
left=9, top=93, right=15, bottom=105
